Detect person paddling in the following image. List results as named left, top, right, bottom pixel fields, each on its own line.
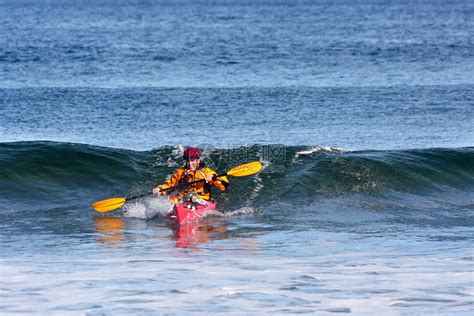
left=153, top=147, right=229, bottom=206
left=92, top=155, right=261, bottom=222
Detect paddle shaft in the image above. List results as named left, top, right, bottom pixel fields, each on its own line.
left=126, top=173, right=227, bottom=202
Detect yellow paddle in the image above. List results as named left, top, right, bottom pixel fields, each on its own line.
left=92, top=161, right=262, bottom=213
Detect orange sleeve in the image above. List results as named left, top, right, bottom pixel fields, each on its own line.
left=157, top=168, right=185, bottom=190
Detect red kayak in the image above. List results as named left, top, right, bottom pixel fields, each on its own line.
left=168, top=200, right=219, bottom=225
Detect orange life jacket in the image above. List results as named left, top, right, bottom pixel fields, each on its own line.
left=157, top=167, right=229, bottom=201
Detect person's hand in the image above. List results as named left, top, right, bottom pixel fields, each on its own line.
left=205, top=174, right=214, bottom=183
left=153, top=187, right=163, bottom=195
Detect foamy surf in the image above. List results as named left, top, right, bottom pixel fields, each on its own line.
left=224, top=207, right=260, bottom=217
left=123, top=196, right=173, bottom=220
left=292, top=145, right=345, bottom=163
left=123, top=199, right=258, bottom=221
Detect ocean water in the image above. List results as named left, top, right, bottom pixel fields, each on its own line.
left=1, top=1, right=474, bottom=315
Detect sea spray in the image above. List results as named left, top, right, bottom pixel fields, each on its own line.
left=123, top=196, right=174, bottom=220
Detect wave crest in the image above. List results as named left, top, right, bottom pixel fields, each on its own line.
left=1, top=141, right=473, bottom=212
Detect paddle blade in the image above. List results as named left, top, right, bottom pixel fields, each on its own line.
left=92, top=197, right=126, bottom=213
left=226, top=161, right=262, bottom=177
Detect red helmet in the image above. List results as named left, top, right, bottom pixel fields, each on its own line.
left=183, top=147, right=201, bottom=160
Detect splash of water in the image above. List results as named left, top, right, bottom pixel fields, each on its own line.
left=123, top=196, right=173, bottom=220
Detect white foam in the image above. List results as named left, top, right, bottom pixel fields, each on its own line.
left=224, top=207, right=259, bottom=217
left=167, top=144, right=186, bottom=167
left=295, top=145, right=345, bottom=156
left=292, top=145, right=345, bottom=163
left=123, top=196, right=173, bottom=220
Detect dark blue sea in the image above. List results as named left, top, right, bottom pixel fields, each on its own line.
left=1, top=0, right=473, bottom=314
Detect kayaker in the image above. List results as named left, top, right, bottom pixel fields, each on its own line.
left=152, top=147, right=229, bottom=204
